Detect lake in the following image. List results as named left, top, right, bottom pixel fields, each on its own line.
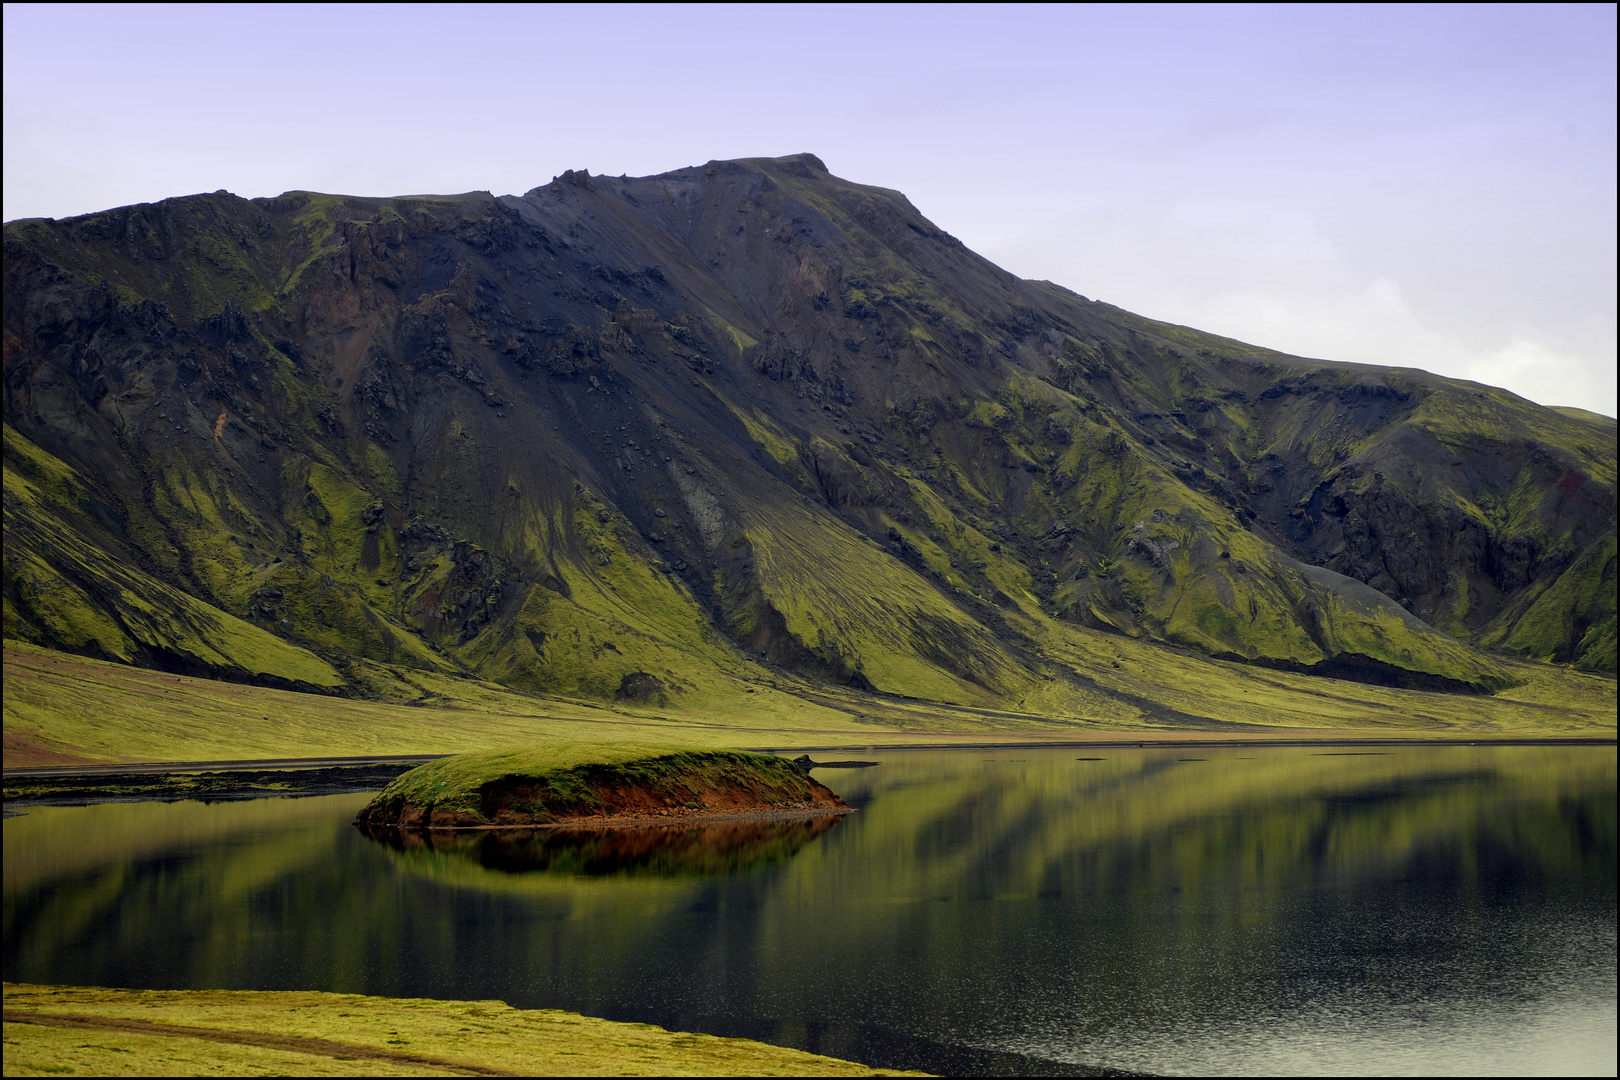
left=5, top=745, right=1615, bottom=1076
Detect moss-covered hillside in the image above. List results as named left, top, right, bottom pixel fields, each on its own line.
left=3, top=154, right=1614, bottom=731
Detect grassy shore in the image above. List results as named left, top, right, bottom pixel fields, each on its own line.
left=1, top=983, right=920, bottom=1077
left=3, top=640, right=1613, bottom=770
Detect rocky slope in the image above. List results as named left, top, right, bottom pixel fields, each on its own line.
left=4, top=154, right=1614, bottom=720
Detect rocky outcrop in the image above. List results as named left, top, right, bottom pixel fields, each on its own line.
left=355, top=749, right=848, bottom=829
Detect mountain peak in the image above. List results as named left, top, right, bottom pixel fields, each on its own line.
left=3, top=158, right=1614, bottom=728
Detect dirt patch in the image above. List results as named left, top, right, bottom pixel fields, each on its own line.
left=1, top=731, right=100, bottom=769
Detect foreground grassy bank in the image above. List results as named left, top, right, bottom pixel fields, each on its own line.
left=1, top=984, right=918, bottom=1077
left=4, top=640, right=1614, bottom=769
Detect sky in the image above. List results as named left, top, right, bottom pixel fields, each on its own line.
left=5, top=3, right=1615, bottom=415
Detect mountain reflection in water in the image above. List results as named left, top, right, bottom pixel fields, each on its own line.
left=358, top=817, right=843, bottom=876
left=4, top=746, right=1614, bottom=1077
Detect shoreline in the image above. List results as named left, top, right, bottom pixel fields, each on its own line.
left=8, top=739, right=1611, bottom=813
left=752, top=736, right=1620, bottom=752
left=5, top=734, right=1614, bottom=781
left=2, top=763, right=420, bottom=813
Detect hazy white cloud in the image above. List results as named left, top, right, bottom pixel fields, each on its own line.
left=1193, top=279, right=1614, bottom=411
left=959, top=186, right=1616, bottom=414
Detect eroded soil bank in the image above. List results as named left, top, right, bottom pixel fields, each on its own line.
left=355, top=748, right=848, bottom=829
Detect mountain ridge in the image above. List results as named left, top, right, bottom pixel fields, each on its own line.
left=3, top=153, right=1614, bottom=733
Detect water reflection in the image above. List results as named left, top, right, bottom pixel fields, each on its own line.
left=358, top=817, right=843, bottom=877
left=4, top=746, right=1614, bottom=1077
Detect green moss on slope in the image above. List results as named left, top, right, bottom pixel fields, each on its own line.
left=4, top=426, right=343, bottom=689
left=737, top=498, right=1023, bottom=703
left=459, top=488, right=767, bottom=699
left=1493, top=531, right=1617, bottom=672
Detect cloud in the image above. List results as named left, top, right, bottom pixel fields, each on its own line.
left=6, top=5, right=1611, bottom=417
left=1193, top=278, right=1615, bottom=413
left=964, top=189, right=1617, bottom=417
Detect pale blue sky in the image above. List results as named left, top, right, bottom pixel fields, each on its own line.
left=5, top=3, right=1615, bottom=413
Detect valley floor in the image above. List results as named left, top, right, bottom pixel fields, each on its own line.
left=1, top=984, right=917, bottom=1077
left=2, top=641, right=1613, bottom=770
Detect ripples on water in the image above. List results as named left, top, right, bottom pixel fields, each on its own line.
left=5, top=746, right=1615, bottom=1076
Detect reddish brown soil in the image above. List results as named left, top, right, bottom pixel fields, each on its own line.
left=358, top=763, right=848, bottom=830
left=2, top=731, right=101, bottom=768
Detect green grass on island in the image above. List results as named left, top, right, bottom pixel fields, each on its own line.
left=1, top=983, right=920, bottom=1077
left=358, top=745, right=841, bottom=827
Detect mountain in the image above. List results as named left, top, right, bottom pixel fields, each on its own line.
left=4, top=153, right=1614, bottom=727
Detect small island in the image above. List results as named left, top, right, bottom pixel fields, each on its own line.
left=356, top=744, right=850, bottom=829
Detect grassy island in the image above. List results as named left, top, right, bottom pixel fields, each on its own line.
left=1, top=983, right=918, bottom=1076
left=356, top=744, right=848, bottom=829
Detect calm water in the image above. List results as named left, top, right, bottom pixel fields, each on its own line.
left=5, top=746, right=1615, bottom=1076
